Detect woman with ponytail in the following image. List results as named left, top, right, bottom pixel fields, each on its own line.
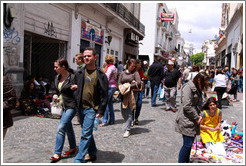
left=49, top=58, right=77, bottom=162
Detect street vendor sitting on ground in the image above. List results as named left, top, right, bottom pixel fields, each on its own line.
left=19, top=80, right=51, bottom=116
left=200, top=97, right=226, bottom=156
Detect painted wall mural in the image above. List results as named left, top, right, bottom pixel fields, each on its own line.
left=81, top=21, right=104, bottom=45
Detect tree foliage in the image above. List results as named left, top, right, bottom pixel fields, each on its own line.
left=190, top=52, right=204, bottom=65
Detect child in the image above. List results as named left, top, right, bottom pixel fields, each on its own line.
left=200, top=97, right=226, bottom=156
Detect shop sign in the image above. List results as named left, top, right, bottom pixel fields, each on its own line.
left=81, top=21, right=104, bottom=45
left=160, top=13, right=175, bottom=21
left=162, top=51, right=169, bottom=58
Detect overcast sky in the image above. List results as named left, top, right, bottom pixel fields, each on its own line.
left=165, top=1, right=222, bottom=53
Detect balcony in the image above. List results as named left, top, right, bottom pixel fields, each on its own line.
left=104, top=3, right=145, bottom=35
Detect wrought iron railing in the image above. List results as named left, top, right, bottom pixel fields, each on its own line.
left=104, top=3, right=145, bottom=35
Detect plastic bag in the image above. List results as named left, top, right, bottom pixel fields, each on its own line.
left=205, top=142, right=226, bottom=156
left=159, top=88, right=165, bottom=100
left=51, top=104, right=63, bottom=116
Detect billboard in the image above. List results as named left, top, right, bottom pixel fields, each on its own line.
left=160, top=13, right=175, bottom=22
left=81, top=21, right=104, bottom=45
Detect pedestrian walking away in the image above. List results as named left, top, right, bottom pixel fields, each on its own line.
left=224, top=67, right=231, bottom=90
left=175, top=72, right=210, bottom=163
left=49, top=58, right=77, bottom=163
left=227, top=69, right=239, bottom=101
left=100, top=54, right=117, bottom=126
left=213, top=69, right=227, bottom=109
left=238, top=71, right=243, bottom=93
left=148, top=57, right=164, bottom=107
left=72, top=47, right=108, bottom=163
left=142, top=60, right=150, bottom=98
left=118, top=58, right=141, bottom=138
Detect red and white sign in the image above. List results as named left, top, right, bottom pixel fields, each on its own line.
left=160, top=13, right=175, bottom=22
left=162, top=51, right=169, bottom=58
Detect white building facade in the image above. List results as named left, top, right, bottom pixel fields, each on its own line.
left=139, top=3, right=179, bottom=65
left=3, top=3, right=144, bottom=96
left=183, top=41, right=195, bottom=66
left=214, top=3, right=243, bottom=70
left=202, top=39, right=216, bottom=69
left=225, top=3, right=243, bottom=69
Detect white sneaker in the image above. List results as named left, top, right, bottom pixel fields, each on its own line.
left=123, top=131, right=130, bottom=138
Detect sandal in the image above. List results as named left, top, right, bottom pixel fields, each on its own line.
left=99, top=123, right=107, bottom=127
left=49, top=154, right=61, bottom=163
left=63, top=148, right=77, bottom=155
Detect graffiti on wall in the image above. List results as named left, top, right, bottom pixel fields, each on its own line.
left=3, top=45, right=19, bottom=66
left=3, top=27, right=21, bottom=45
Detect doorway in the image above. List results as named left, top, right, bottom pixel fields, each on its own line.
left=23, top=32, right=67, bottom=86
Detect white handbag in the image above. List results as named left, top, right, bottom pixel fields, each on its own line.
left=51, top=103, right=63, bottom=116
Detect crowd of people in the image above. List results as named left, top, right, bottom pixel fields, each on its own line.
left=3, top=47, right=243, bottom=163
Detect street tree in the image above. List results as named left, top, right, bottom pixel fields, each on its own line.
left=190, top=52, right=204, bottom=65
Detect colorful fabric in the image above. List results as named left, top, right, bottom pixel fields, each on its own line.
left=190, top=141, right=243, bottom=163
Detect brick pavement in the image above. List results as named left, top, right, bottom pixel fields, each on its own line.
left=3, top=90, right=244, bottom=163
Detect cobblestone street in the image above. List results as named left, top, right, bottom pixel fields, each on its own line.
left=2, top=90, right=244, bottom=164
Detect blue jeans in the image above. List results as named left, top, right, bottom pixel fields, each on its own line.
left=54, top=108, right=76, bottom=155
left=102, top=87, right=116, bottom=124
left=178, top=135, right=195, bottom=163
left=121, top=105, right=133, bottom=131
left=74, top=108, right=97, bottom=163
left=150, top=81, right=159, bottom=106
left=238, top=78, right=243, bottom=92
left=132, top=91, right=143, bottom=121
left=143, top=80, right=150, bottom=97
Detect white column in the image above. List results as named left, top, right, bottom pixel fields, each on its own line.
left=69, top=10, right=81, bottom=70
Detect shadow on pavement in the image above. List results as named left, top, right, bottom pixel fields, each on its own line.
left=96, top=150, right=125, bottom=163
left=114, top=119, right=125, bottom=124
left=138, top=119, right=155, bottom=126
left=131, top=127, right=151, bottom=135
left=142, top=101, right=150, bottom=104
left=13, top=115, right=60, bottom=122
left=13, top=115, right=32, bottom=122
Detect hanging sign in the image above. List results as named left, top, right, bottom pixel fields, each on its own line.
left=81, top=21, right=104, bottom=45
left=162, top=51, right=169, bottom=58
left=160, top=13, right=175, bottom=22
